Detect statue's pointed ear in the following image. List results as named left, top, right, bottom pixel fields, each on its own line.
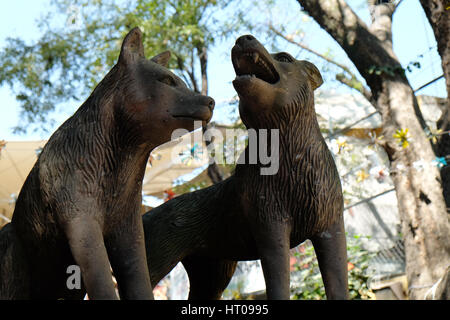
left=118, top=27, right=145, bottom=65
left=302, top=60, right=323, bottom=90
left=150, top=51, right=171, bottom=67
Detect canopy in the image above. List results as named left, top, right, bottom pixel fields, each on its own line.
left=0, top=140, right=46, bottom=223
left=142, top=130, right=210, bottom=198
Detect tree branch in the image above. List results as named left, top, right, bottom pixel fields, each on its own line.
left=189, top=50, right=200, bottom=93
left=196, top=44, right=208, bottom=95
left=395, top=0, right=404, bottom=10
left=335, top=73, right=373, bottom=102
left=269, top=24, right=352, bottom=75
left=179, top=72, right=194, bottom=91
left=297, top=0, right=401, bottom=82
left=174, top=53, right=198, bottom=92
left=269, top=24, right=374, bottom=105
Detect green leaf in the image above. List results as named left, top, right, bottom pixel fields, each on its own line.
left=0, top=0, right=249, bottom=133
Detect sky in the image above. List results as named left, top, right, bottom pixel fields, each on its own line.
left=0, top=0, right=446, bottom=142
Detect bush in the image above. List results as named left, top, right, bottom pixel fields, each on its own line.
left=290, top=234, right=376, bottom=300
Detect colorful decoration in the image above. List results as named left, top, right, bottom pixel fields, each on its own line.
left=330, top=137, right=351, bottom=154
left=389, top=156, right=450, bottom=174
left=427, top=128, right=442, bottom=144
left=178, top=143, right=203, bottom=166
left=433, top=156, right=448, bottom=169
left=356, top=170, right=369, bottom=183
left=164, top=189, right=175, bottom=202
left=327, top=111, right=450, bottom=210
left=148, top=155, right=154, bottom=167
left=153, top=283, right=168, bottom=300
left=347, top=262, right=355, bottom=271
left=336, top=137, right=349, bottom=153
left=148, top=152, right=162, bottom=167
left=393, top=128, right=411, bottom=149
left=289, top=256, right=297, bottom=272
left=369, top=166, right=389, bottom=182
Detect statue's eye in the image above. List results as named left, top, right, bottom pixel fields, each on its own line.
left=275, top=53, right=294, bottom=63
left=159, top=76, right=176, bottom=87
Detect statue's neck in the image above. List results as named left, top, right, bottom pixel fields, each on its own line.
left=244, top=100, right=323, bottom=159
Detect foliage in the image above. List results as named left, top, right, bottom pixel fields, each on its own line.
left=367, top=64, right=406, bottom=77
left=290, top=235, right=376, bottom=300
left=346, top=235, right=377, bottom=300
left=173, top=179, right=210, bottom=195
left=0, top=0, right=250, bottom=133
left=223, top=279, right=246, bottom=300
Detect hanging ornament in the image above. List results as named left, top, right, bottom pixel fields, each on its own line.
left=393, top=128, right=411, bottom=149
left=148, top=153, right=162, bottom=167
left=427, top=128, right=443, bottom=144
left=330, top=137, right=350, bottom=154
left=369, top=166, right=389, bottom=183
left=178, top=143, right=203, bottom=166
left=433, top=156, right=448, bottom=169
left=336, top=137, right=349, bottom=154
left=148, top=155, right=155, bottom=167
left=356, top=169, right=369, bottom=183
left=164, top=189, right=175, bottom=202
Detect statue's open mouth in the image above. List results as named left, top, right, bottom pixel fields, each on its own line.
left=232, top=49, right=279, bottom=85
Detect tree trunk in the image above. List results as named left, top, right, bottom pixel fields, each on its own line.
left=419, top=0, right=450, bottom=209
left=197, top=44, right=224, bottom=184
left=419, top=0, right=450, bottom=298
left=297, top=0, right=450, bottom=299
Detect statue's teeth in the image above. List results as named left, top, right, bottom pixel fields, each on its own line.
left=252, top=52, right=259, bottom=64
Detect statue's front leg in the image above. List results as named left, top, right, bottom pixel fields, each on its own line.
left=105, top=214, right=154, bottom=300
left=64, top=216, right=118, bottom=300
left=310, top=217, right=348, bottom=300
left=252, top=220, right=291, bottom=300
